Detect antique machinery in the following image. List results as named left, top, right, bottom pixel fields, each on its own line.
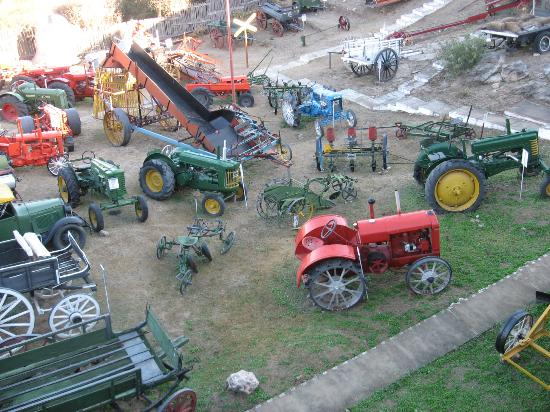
left=294, top=192, right=452, bottom=310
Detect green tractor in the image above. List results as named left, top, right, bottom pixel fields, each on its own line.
left=139, top=146, right=245, bottom=217
left=0, top=81, right=70, bottom=122
left=0, top=183, right=87, bottom=249
left=414, top=120, right=550, bottom=213
left=57, top=152, right=148, bottom=232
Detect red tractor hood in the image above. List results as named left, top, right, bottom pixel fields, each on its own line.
left=356, top=210, right=439, bottom=244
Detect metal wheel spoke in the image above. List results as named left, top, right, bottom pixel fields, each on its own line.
left=342, top=276, right=359, bottom=286
left=313, top=289, right=333, bottom=299
left=339, top=268, right=348, bottom=281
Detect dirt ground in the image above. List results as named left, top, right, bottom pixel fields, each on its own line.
left=4, top=0, right=550, bottom=410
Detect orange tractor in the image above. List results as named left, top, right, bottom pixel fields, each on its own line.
left=0, top=104, right=79, bottom=175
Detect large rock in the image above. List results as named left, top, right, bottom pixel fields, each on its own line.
left=226, top=370, right=259, bottom=395
left=501, top=61, right=529, bottom=82
left=469, top=50, right=506, bottom=83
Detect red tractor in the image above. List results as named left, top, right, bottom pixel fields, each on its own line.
left=294, top=194, right=452, bottom=311
left=11, top=65, right=95, bottom=106
left=0, top=115, right=70, bottom=176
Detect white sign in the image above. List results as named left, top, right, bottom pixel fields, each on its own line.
left=165, top=38, right=173, bottom=49
left=521, top=148, right=529, bottom=168
left=108, top=177, right=120, bottom=190
left=301, top=14, right=307, bottom=22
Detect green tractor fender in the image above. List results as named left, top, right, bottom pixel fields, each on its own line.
left=43, top=216, right=87, bottom=244
left=0, top=91, right=25, bottom=102
left=413, top=143, right=464, bottom=184
left=143, top=150, right=179, bottom=174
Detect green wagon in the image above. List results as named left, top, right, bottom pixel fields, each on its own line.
left=0, top=307, right=196, bottom=411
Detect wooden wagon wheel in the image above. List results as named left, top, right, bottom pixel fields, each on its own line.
left=159, top=388, right=197, bottom=412
left=349, top=62, right=371, bottom=77
left=272, top=20, right=284, bottom=37
left=0, top=288, right=35, bottom=349
left=48, top=294, right=100, bottom=338
left=374, top=48, right=399, bottom=82
left=338, top=16, right=350, bottom=31
left=210, top=28, right=225, bottom=49
left=256, top=11, right=268, bottom=30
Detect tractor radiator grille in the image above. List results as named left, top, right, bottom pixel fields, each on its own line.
left=530, top=139, right=539, bottom=156
left=225, top=169, right=241, bottom=189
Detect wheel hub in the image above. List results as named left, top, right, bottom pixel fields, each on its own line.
left=69, top=312, right=83, bottom=324
left=329, top=279, right=344, bottom=292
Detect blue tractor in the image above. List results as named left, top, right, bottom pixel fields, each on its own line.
left=281, top=85, right=357, bottom=136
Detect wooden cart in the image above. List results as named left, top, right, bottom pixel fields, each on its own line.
left=341, top=37, right=402, bottom=82
left=0, top=307, right=196, bottom=410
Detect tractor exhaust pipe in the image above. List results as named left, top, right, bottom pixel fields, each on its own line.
left=395, top=190, right=401, bottom=214
left=368, top=197, right=375, bottom=219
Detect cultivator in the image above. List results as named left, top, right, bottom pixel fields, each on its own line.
left=157, top=218, right=235, bottom=294
left=395, top=119, right=477, bottom=144
left=256, top=174, right=358, bottom=228
left=316, top=126, right=389, bottom=173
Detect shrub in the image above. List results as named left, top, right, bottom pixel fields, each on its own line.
left=438, top=35, right=486, bottom=77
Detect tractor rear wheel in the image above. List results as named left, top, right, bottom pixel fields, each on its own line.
left=88, top=203, right=105, bottom=232
left=52, top=223, right=86, bottom=250
left=191, top=87, right=213, bottom=109
left=540, top=174, right=550, bottom=198
left=282, top=92, right=301, bottom=127
left=64, top=108, right=81, bottom=136
left=48, top=82, right=76, bottom=107
left=201, top=193, right=225, bottom=217
left=135, top=195, right=149, bottom=222
left=0, top=95, right=28, bottom=122
left=237, top=92, right=254, bottom=108
left=405, top=256, right=452, bottom=295
left=57, top=166, right=81, bottom=207
left=425, top=160, right=486, bottom=213
left=103, top=108, right=132, bottom=146
left=19, top=115, right=35, bottom=133
left=306, top=258, right=366, bottom=311
left=139, top=159, right=176, bottom=200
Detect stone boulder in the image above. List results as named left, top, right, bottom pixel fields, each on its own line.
left=226, top=370, right=259, bottom=395
left=469, top=50, right=506, bottom=84
left=501, top=61, right=529, bottom=82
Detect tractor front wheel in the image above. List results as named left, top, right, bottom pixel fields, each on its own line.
left=135, top=195, right=149, bottom=222
left=57, top=166, right=81, bottom=207
left=282, top=93, right=301, bottom=128
left=0, top=95, right=28, bottom=122
left=306, top=258, right=366, bottom=311
left=88, top=203, right=105, bottom=232
left=202, top=193, right=225, bottom=217
left=139, top=159, right=176, bottom=200
left=191, top=87, right=214, bottom=109
left=103, top=108, right=132, bottom=146
left=425, top=160, right=486, bottom=213
left=48, top=82, right=76, bottom=107
left=540, top=174, right=550, bottom=198
left=405, top=256, right=452, bottom=295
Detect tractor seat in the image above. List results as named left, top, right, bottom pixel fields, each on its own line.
left=176, top=236, right=199, bottom=247
left=74, top=164, right=91, bottom=172
left=302, top=236, right=324, bottom=251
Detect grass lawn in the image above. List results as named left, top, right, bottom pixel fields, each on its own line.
left=352, top=303, right=550, bottom=411
left=181, top=170, right=550, bottom=411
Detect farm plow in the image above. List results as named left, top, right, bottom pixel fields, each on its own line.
left=256, top=174, right=358, bottom=228
left=157, top=218, right=235, bottom=294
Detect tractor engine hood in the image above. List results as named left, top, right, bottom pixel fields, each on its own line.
left=356, top=210, right=439, bottom=244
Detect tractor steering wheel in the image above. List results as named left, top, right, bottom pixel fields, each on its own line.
left=320, top=219, right=337, bottom=240
left=81, top=151, right=96, bottom=164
